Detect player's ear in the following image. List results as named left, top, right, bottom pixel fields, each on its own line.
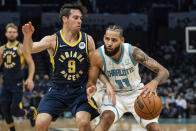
left=62, top=16, right=68, bottom=23
left=121, top=36, right=124, bottom=43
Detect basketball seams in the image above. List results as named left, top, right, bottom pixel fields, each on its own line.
left=135, top=98, right=153, bottom=115
left=134, top=94, right=162, bottom=120
left=141, top=95, right=155, bottom=119
left=134, top=103, right=152, bottom=119
left=151, top=96, right=162, bottom=117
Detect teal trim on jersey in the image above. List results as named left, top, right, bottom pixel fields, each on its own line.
left=104, top=104, right=120, bottom=120
left=109, top=44, right=124, bottom=64
left=128, top=44, right=137, bottom=66
left=99, top=47, right=107, bottom=73
left=139, top=118, right=142, bottom=125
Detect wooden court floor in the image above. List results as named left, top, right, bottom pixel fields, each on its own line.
left=0, top=118, right=196, bottom=131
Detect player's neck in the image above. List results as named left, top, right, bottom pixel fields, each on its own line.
left=62, top=27, right=79, bottom=44
left=7, top=40, right=18, bottom=46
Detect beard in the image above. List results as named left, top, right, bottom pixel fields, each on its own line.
left=104, top=45, right=120, bottom=56
left=8, top=38, right=16, bottom=43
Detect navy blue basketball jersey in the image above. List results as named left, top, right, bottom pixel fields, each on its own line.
left=2, top=41, right=25, bottom=80
left=50, top=30, right=89, bottom=88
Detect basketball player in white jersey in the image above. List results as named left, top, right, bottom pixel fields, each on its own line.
left=87, top=25, right=169, bottom=131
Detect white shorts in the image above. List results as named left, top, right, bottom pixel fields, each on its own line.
left=93, top=89, right=159, bottom=128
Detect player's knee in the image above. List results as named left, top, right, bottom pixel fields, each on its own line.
left=35, top=115, right=51, bottom=130
left=101, top=111, right=115, bottom=125
left=146, top=122, right=161, bottom=131
left=77, top=118, right=90, bottom=128
left=35, top=119, right=46, bottom=130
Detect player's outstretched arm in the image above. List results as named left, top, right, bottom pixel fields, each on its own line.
left=86, top=50, right=101, bottom=100
left=131, top=46, right=169, bottom=97
left=22, top=21, right=55, bottom=54
left=22, top=22, right=34, bottom=54
left=19, top=44, right=35, bottom=91
left=86, top=35, right=99, bottom=100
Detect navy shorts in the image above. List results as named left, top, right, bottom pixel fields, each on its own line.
left=0, top=79, right=23, bottom=105
left=38, top=83, right=99, bottom=121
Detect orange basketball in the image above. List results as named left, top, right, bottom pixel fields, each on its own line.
left=134, top=92, right=162, bottom=120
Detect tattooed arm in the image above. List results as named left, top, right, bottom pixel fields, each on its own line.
left=131, top=46, right=169, bottom=97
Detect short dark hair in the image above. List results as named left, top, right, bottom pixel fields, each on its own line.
left=59, top=3, right=87, bottom=23
left=106, top=25, right=123, bottom=37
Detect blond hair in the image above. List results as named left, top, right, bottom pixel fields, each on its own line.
left=6, top=23, right=18, bottom=32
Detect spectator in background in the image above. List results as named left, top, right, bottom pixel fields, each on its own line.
left=40, top=74, right=50, bottom=94
left=175, top=95, right=187, bottom=118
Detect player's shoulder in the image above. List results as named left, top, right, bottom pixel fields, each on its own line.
left=18, top=43, right=23, bottom=50
left=43, top=34, right=56, bottom=41
left=122, top=43, right=134, bottom=47
left=86, top=34, right=94, bottom=42
left=0, top=45, right=5, bottom=53
left=90, top=48, right=101, bottom=59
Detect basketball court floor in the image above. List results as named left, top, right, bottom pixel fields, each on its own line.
left=1, top=118, right=196, bottom=131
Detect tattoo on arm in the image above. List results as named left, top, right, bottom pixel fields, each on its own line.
left=132, top=47, right=169, bottom=84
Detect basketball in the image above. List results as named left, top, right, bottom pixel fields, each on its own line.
left=134, top=92, right=162, bottom=120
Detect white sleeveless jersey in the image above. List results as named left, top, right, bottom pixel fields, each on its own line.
left=99, top=43, right=144, bottom=93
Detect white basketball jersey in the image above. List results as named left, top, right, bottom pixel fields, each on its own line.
left=99, top=43, right=144, bottom=93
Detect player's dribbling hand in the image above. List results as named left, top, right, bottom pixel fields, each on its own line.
left=139, top=80, right=158, bottom=98
left=87, top=85, right=97, bottom=101
left=106, top=83, right=116, bottom=105
left=25, top=79, right=34, bottom=91
left=22, top=21, right=35, bottom=37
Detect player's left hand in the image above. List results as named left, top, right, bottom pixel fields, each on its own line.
left=139, top=80, right=158, bottom=98
left=25, top=79, right=34, bottom=91
left=22, top=21, right=35, bottom=37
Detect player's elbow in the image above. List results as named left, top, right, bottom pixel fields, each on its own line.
left=164, top=68, right=170, bottom=80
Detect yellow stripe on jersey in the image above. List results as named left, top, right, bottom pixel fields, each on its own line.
left=50, top=34, right=59, bottom=72
left=22, top=80, right=25, bottom=92
left=6, top=41, right=19, bottom=49
left=60, top=30, right=82, bottom=47
left=85, top=33, right=88, bottom=56
left=50, top=56, right=55, bottom=72
left=20, top=55, right=25, bottom=70
left=19, top=101, right=23, bottom=109
left=53, top=34, right=59, bottom=57
left=88, top=100, right=98, bottom=111
left=16, top=43, right=25, bottom=70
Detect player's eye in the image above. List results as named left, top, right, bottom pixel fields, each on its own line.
left=112, top=39, right=117, bottom=42
left=105, top=37, right=109, bottom=41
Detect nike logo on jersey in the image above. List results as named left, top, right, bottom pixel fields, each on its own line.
left=17, top=82, right=22, bottom=86
left=59, top=44, right=67, bottom=47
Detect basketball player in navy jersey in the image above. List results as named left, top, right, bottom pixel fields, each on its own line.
left=87, top=25, right=169, bottom=131
left=0, top=23, right=37, bottom=131
left=22, top=3, right=114, bottom=131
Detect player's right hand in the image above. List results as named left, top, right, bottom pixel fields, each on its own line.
left=25, top=78, right=34, bottom=91
left=86, top=85, right=97, bottom=101
left=22, top=21, right=35, bottom=37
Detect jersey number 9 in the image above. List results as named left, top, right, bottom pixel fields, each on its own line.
left=68, top=60, right=75, bottom=73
